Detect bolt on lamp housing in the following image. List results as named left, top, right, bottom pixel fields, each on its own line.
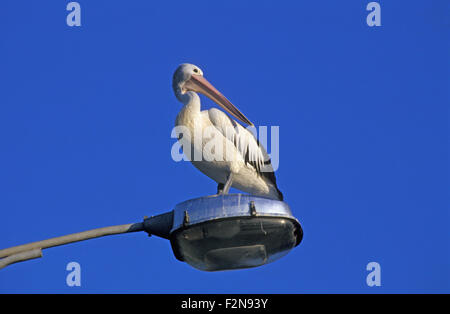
left=144, top=194, right=303, bottom=272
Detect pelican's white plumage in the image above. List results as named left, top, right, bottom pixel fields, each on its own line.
left=173, top=64, right=283, bottom=200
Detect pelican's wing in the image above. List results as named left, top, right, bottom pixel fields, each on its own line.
left=207, top=108, right=275, bottom=175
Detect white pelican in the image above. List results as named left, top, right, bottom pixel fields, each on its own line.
left=172, top=63, right=283, bottom=200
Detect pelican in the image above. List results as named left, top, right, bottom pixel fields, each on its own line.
left=172, top=63, right=283, bottom=200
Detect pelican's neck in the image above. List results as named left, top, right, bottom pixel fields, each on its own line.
left=175, top=89, right=201, bottom=112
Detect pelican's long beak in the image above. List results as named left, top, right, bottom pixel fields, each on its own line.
left=185, top=74, right=254, bottom=126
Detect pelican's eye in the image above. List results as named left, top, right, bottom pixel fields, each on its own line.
left=193, top=68, right=199, bottom=74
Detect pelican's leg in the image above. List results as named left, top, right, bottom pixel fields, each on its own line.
left=221, top=172, right=234, bottom=194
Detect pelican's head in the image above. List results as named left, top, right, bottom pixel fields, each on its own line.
left=172, top=63, right=253, bottom=126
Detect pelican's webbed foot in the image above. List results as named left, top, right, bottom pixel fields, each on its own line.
left=222, top=173, right=234, bottom=194
left=216, top=173, right=234, bottom=196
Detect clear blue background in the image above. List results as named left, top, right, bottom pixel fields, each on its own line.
left=0, top=0, right=448, bottom=293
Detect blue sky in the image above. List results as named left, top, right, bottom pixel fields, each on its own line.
left=0, top=1, right=448, bottom=293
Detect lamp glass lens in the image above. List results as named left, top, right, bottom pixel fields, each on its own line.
left=172, top=217, right=299, bottom=271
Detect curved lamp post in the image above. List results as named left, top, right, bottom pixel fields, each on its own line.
left=0, top=194, right=303, bottom=271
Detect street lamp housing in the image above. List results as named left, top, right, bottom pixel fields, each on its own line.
left=165, top=194, right=302, bottom=271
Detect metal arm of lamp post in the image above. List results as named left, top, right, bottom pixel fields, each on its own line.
left=0, top=211, right=174, bottom=270
left=0, top=194, right=303, bottom=272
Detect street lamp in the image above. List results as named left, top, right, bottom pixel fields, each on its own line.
left=144, top=194, right=303, bottom=271
left=0, top=194, right=303, bottom=271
